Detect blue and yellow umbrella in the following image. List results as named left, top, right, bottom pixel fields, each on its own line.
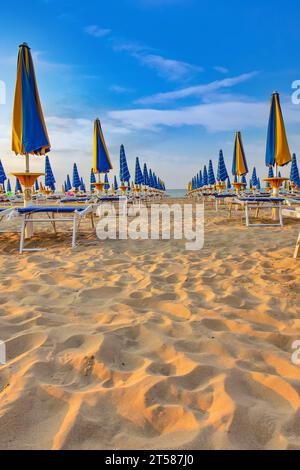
left=265, top=92, right=291, bottom=170
left=12, top=43, right=50, bottom=158
left=232, top=132, right=248, bottom=177
left=93, top=118, right=112, bottom=175
left=135, top=157, right=144, bottom=186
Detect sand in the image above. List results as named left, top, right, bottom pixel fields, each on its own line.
left=0, top=198, right=300, bottom=450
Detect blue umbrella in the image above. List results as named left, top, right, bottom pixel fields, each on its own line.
left=72, top=163, right=81, bottom=190
left=208, top=160, right=216, bottom=186
left=149, top=169, right=155, bottom=188
left=227, top=177, right=231, bottom=189
left=217, top=150, right=229, bottom=181
left=251, top=167, right=258, bottom=187
left=120, top=144, right=130, bottom=184
left=66, top=174, right=72, bottom=191
left=104, top=173, right=110, bottom=190
left=45, top=155, right=55, bottom=189
left=7, top=179, right=12, bottom=193
left=15, top=177, right=22, bottom=193
left=90, top=168, right=96, bottom=191
left=257, top=177, right=261, bottom=190
left=35, top=178, right=39, bottom=191
left=80, top=177, right=85, bottom=192
left=0, top=159, right=7, bottom=185
left=196, top=173, right=200, bottom=189
left=135, top=157, right=144, bottom=185
left=153, top=172, right=158, bottom=189
left=114, top=175, right=119, bottom=191
left=290, top=153, right=300, bottom=185
left=241, top=175, right=247, bottom=185
left=64, top=181, right=68, bottom=192
left=198, top=170, right=203, bottom=188
left=143, top=163, right=149, bottom=186
left=203, top=165, right=208, bottom=186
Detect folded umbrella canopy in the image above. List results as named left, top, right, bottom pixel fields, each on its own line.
left=120, top=145, right=130, bottom=184
left=203, top=165, right=208, bottom=186
left=232, top=131, right=248, bottom=177
left=290, top=153, right=300, bottom=185
left=15, top=177, right=22, bottom=193
left=208, top=160, right=216, bottom=186
left=257, top=178, right=261, bottom=190
left=265, top=92, right=291, bottom=171
left=7, top=179, right=12, bottom=193
left=35, top=178, right=39, bottom=191
left=45, top=155, right=55, bottom=190
left=135, top=157, right=144, bottom=185
left=227, top=177, right=231, bottom=190
left=217, top=150, right=229, bottom=182
left=0, top=159, right=7, bottom=187
left=199, top=170, right=203, bottom=188
left=66, top=174, right=72, bottom=191
left=90, top=168, right=96, bottom=191
left=104, top=173, right=110, bottom=190
left=241, top=175, right=247, bottom=185
left=149, top=169, right=155, bottom=189
left=12, top=43, right=50, bottom=159
left=93, top=118, right=112, bottom=175
left=72, top=163, right=81, bottom=190
left=143, top=163, right=149, bottom=187
left=114, top=175, right=119, bottom=191
left=251, top=167, right=258, bottom=187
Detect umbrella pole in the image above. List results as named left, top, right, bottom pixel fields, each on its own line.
left=24, top=153, right=34, bottom=238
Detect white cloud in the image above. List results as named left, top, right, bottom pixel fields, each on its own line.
left=137, top=54, right=203, bottom=81
left=214, top=66, right=229, bottom=74
left=110, top=85, right=134, bottom=94
left=136, top=72, right=258, bottom=104
left=84, top=25, right=112, bottom=38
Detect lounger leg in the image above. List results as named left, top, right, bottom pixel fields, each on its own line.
left=279, top=206, right=283, bottom=227
left=72, top=216, right=77, bottom=248
left=245, top=204, right=249, bottom=227
left=20, top=216, right=26, bottom=254
left=293, top=232, right=300, bottom=259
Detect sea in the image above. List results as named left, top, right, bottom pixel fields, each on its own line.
left=165, top=189, right=187, bottom=198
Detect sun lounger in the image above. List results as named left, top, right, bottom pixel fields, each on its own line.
left=11, top=205, right=94, bottom=253
left=214, top=193, right=236, bottom=211
left=231, top=197, right=284, bottom=227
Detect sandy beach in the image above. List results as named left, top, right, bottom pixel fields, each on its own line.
left=0, top=198, right=299, bottom=450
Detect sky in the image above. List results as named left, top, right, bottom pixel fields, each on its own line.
left=0, top=0, right=300, bottom=188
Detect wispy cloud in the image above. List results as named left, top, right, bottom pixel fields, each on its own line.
left=214, top=66, right=229, bottom=74
left=136, top=72, right=259, bottom=104
left=110, top=85, right=134, bottom=94
left=84, top=25, right=112, bottom=38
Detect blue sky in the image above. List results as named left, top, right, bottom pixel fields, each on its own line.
left=1, top=0, right=300, bottom=188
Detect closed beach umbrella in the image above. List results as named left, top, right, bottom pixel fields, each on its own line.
left=15, top=177, right=22, bottom=193
left=66, top=174, right=72, bottom=191
left=203, top=165, right=208, bottom=186
left=241, top=175, right=247, bottom=185
left=114, top=175, right=119, bottom=191
left=45, top=155, right=55, bottom=189
left=135, top=157, right=144, bottom=185
left=143, top=163, right=149, bottom=187
left=35, top=178, right=39, bottom=191
left=93, top=118, right=112, bottom=175
left=227, top=177, right=231, bottom=189
left=72, top=163, right=81, bottom=190
left=290, top=154, right=299, bottom=184
left=90, top=168, right=96, bottom=191
left=149, top=169, right=155, bottom=188
left=104, top=173, right=110, bottom=190
left=257, top=178, right=261, bottom=190
left=7, top=179, right=12, bottom=193
left=251, top=167, right=258, bottom=187
left=217, top=150, right=229, bottom=181
left=12, top=42, right=50, bottom=194
left=232, top=131, right=248, bottom=177
left=80, top=177, right=85, bottom=192
left=0, top=159, right=7, bottom=186
left=208, top=160, right=216, bottom=186
left=265, top=92, right=291, bottom=171
left=120, top=144, right=130, bottom=184
left=199, top=170, right=203, bottom=188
